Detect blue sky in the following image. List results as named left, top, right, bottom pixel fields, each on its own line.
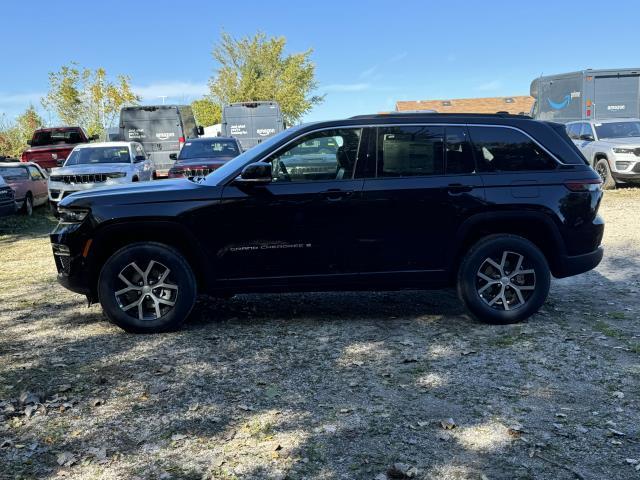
left=1, top=0, right=639, bottom=124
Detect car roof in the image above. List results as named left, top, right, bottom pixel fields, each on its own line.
left=74, top=141, right=134, bottom=149
left=0, top=162, right=30, bottom=168
left=584, top=118, right=640, bottom=124
left=34, top=126, right=82, bottom=132
left=187, top=136, right=238, bottom=142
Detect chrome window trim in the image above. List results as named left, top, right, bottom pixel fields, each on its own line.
left=220, top=122, right=566, bottom=185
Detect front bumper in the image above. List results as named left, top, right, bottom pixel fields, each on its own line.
left=0, top=201, right=16, bottom=217
left=554, top=246, right=604, bottom=279
left=50, top=221, right=95, bottom=296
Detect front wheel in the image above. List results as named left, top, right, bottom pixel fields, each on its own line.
left=21, top=193, right=33, bottom=216
left=457, top=235, right=550, bottom=324
left=595, top=158, right=616, bottom=190
left=98, top=242, right=197, bottom=333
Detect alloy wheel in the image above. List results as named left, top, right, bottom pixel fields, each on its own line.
left=476, top=251, right=536, bottom=311
left=114, top=260, right=179, bottom=321
left=596, top=162, right=608, bottom=182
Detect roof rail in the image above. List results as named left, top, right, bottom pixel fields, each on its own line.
left=350, top=112, right=532, bottom=120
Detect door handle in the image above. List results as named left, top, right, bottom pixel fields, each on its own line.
left=447, top=183, right=473, bottom=194
left=322, top=189, right=353, bottom=201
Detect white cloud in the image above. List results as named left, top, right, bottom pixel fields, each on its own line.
left=359, top=65, right=379, bottom=79
left=475, top=80, right=503, bottom=91
left=132, top=81, right=209, bottom=101
left=322, top=83, right=371, bottom=93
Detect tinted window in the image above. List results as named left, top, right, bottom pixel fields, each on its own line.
left=179, top=140, right=240, bottom=160
left=31, top=129, right=84, bottom=147
left=268, top=128, right=362, bottom=182
left=28, top=166, right=44, bottom=180
left=566, top=123, right=581, bottom=140
left=581, top=123, right=594, bottom=138
left=377, top=126, right=444, bottom=177
left=65, top=147, right=132, bottom=166
left=0, top=166, right=28, bottom=180
left=445, top=126, right=475, bottom=174
left=469, top=126, right=557, bottom=172
left=594, top=121, right=640, bottom=139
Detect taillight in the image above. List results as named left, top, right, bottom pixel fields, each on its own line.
left=20, top=152, right=27, bottom=162
left=179, top=136, right=185, bottom=150
left=564, top=179, right=602, bottom=192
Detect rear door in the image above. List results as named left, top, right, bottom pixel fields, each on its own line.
left=27, top=165, right=48, bottom=205
left=594, top=74, right=640, bottom=119
left=356, top=124, right=484, bottom=280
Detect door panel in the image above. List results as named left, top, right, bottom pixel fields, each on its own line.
left=355, top=125, right=485, bottom=275
left=215, top=179, right=364, bottom=280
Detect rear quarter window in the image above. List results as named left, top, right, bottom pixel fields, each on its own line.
left=468, top=126, right=557, bottom=172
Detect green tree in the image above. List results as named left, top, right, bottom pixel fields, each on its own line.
left=209, top=32, right=323, bottom=125
left=191, top=98, right=222, bottom=126
left=42, top=63, right=139, bottom=138
left=0, top=106, right=44, bottom=158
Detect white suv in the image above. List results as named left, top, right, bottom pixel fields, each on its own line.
left=48, top=142, right=155, bottom=210
left=566, top=118, right=640, bottom=189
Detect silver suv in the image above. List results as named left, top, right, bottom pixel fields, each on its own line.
left=48, top=142, right=155, bottom=210
left=566, top=118, right=640, bottom=189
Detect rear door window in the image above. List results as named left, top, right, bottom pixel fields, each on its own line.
left=469, top=126, right=557, bottom=172
left=376, top=126, right=444, bottom=177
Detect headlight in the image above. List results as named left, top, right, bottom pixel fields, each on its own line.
left=105, top=172, right=127, bottom=178
left=58, top=207, right=89, bottom=223
left=613, top=147, right=636, bottom=154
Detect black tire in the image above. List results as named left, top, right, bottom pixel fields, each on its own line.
left=21, top=193, right=33, bottom=216
left=97, top=242, right=197, bottom=333
left=595, top=158, right=616, bottom=190
left=457, top=234, right=550, bottom=324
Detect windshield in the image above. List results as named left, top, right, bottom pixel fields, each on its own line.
left=594, top=121, right=640, bottom=139
left=179, top=139, right=240, bottom=159
left=205, top=125, right=305, bottom=185
left=0, top=166, right=29, bottom=181
left=64, top=146, right=131, bottom=166
left=31, top=129, right=84, bottom=147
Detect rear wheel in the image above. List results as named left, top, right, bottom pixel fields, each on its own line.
left=458, top=235, right=550, bottom=324
left=98, top=242, right=197, bottom=333
left=595, top=158, right=616, bottom=190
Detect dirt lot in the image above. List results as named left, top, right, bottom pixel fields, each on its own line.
left=1, top=190, right=639, bottom=480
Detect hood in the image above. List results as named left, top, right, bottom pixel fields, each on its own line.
left=175, top=156, right=235, bottom=166
left=51, top=163, right=130, bottom=176
left=597, top=137, right=640, bottom=147
left=59, top=178, right=202, bottom=208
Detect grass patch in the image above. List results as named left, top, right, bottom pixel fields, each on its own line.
left=594, top=320, right=625, bottom=339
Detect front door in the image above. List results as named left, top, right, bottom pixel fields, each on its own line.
left=213, top=127, right=368, bottom=283
left=355, top=125, right=485, bottom=278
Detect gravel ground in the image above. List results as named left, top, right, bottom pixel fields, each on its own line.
left=0, top=189, right=639, bottom=480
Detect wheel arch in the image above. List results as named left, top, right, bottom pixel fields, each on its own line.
left=87, top=219, right=211, bottom=295
left=449, top=211, right=566, bottom=280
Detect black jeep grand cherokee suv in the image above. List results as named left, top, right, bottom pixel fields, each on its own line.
left=51, top=113, right=604, bottom=333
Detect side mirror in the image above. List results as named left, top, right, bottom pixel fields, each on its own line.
left=197, top=126, right=204, bottom=136
left=56, top=159, right=65, bottom=167
left=26, top=140, right=32, bottom=146
left=134, top=155, right=146, bottom=163
left=89, top=134, right=100, bottom=141
left=580, top=133, right=594, bottom=141
left=236, top=162, right=272, bottom=184
left=169, top=153, right=178, bottom=160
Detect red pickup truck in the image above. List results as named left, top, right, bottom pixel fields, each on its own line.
left=21, top=127, right=97, bottom=170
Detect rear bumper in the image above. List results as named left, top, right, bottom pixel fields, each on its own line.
left=553, top=246, right=604, bottom=279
